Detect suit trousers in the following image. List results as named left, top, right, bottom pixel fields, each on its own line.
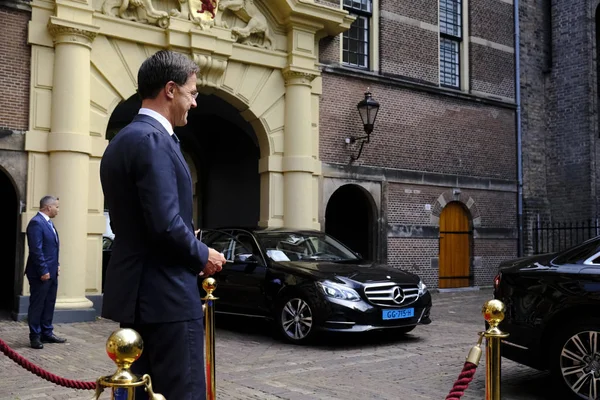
left=121, top=318, right=206, bottom=400
left=27, top=277, right=58, bottom=340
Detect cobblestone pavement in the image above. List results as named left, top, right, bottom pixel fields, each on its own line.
left=0, top=289, right=553, bottom=400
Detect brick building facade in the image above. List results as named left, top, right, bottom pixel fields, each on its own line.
left=317, top=0, right=518, bottom=288
left=519, top=0, right=600, bottom=254
left=0, top=0, right=30, bottom=314
left=0, top=0, right=520, bottom=321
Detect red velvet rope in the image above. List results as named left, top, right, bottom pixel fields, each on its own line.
left=0, top=337, right=97, bottom=390
left=445, top=361, right=478, bottom=400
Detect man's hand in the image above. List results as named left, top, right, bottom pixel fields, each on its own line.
left=201, top=248, right=226, bottom=276
left=41, top=273, right=50, bottom=281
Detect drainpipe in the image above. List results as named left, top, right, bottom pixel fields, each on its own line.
left=514, top=0, right=524, bottom=256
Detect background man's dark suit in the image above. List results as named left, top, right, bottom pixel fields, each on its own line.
left=25, top=212, right=59, bottom=341
left=100, top=114, right=209, bottom=398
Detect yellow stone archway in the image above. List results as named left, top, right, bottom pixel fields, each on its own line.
left=20, top=0, right=353, bottom=319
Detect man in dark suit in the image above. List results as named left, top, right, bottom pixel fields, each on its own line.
left=25, top=195, right=67, bottom=349
left=100, top=50, right=226, bottom=400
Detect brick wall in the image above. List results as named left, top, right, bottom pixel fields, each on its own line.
left=473, top=240, right=517, bottom=286
left=388, top=238, right=438, bottom=286
left=470, top=0, right=514, bottom=47
left=470, top=44, right=515, bottom=99
left=317, top=0, right=342, bottom=64
left=466, top=189, right=516, bottom=228
left=317, top=0, right=519, bottom=287
left=379, top=0, right=439, bottom=83
left=380, top=18, right=439, bottom=83
left=319, top=74, right=516, bottom=180
left=468, top=0, right=515, bottom=99
left=0, top=6, right=30, bottom=132
left=519, top=0, right=597, bottom=251
left=519, top=0, right=552, bottom=254
left=384, top=182, right=516, bottom=287
left=544, top=0, right=594, bottom=222
left=387, top=184, right=437, bottom=225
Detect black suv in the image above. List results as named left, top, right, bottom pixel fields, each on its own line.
left=494, top=236, right=600, bottom=399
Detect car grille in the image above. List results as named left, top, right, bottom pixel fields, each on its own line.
left=363, top=282, right=420, bottom=308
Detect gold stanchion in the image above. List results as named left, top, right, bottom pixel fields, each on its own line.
left=481, top=299, right=509, bottom=400
left=202, top=277, right=218, bottom=400
left=93, top=328, right=165, bottom=400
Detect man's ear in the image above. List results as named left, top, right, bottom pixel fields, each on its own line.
left=165, top=81, right=176, bottom=100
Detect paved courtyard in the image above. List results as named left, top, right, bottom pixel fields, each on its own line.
left=0, top=289, right=551, bottom=400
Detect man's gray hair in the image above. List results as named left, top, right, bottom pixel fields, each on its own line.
left=137, top=50, right=199, bottom=100
left=40, top=195, right=58, bottom=209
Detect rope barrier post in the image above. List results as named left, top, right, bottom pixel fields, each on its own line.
left=202, top=277, right=218, bottom=400
left=445, top=334, right=483, bottom=400
left=481, top=299, right=509, bottom=400
left=95, top=328, right=166, bottom=400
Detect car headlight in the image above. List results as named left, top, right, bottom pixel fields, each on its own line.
left=418, top=280, right=428, bottom=296
left=318, top=280, right=361, bottom=301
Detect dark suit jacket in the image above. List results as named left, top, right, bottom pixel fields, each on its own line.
left=25, top=213, right=60, bottom=279
left=100, top=114, right=209, bottom=324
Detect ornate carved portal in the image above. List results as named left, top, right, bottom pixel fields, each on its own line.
left=101, top=0, right=273, bottom=49
left=216, top=0, right=273, bottom=49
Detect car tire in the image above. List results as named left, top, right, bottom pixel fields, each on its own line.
left=550, top=319, right=600, bottom=400
left=275, top=294, right=318, bottom=345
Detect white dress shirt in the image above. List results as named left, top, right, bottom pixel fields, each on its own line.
left=38, top=211, right=57, bottom=238
left=138, top=108, right=175, bottom=137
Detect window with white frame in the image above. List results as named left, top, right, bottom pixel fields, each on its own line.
left=439, top=0, right=462, bottom=88
left=342, top=0, right=372, bottom=69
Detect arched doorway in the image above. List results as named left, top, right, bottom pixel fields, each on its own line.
left=439, top=202, right=472, bottom=288
left=325, top=184, right=376, bottom=260
left=0, top=169, right=18, bottom=314
left=105, top=93, right=260, bottom=229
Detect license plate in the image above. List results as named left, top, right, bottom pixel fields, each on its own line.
left=382, top=308, right=414, bottom=320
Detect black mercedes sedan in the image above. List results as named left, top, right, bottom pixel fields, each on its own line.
left=493, top=236, right=600, bottom=399
left=198, top=228, right=432, bottom=344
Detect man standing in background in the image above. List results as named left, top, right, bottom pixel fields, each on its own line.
left=25, top=195, right=66, bottom=349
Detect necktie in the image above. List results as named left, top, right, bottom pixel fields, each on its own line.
left=172, top=133, right=180, bottom=145
left=48, top=220, right=58, bottom=239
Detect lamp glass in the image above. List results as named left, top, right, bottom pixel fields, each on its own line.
left=357, top=92, right=380, bottom=132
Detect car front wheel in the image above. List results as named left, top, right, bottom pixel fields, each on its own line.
left=552, top=321, right=600, bottom=399
left=276, top=295, right=316, bottom=344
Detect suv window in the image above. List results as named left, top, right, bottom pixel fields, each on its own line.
left=553, top=237, right=600, bottom=265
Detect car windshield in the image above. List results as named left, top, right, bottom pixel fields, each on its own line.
left=256, top=232, right=359, bottom=262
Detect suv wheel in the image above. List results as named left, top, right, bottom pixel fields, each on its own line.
left=551, top=321, right=600, bottom=399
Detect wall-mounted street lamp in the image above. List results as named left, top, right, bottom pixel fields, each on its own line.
left=345, top=91, right=380, bottom=162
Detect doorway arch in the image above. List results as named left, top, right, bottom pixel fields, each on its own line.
left=439, top=201, right=472, bottom=288
left=0, top=168, right=19, bottom=314
left=325, top=184, right=377, bottom=260
left=106, top=93, right=261, bottom=228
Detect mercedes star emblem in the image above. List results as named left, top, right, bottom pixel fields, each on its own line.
left=392, top=286, right=404, bottom=304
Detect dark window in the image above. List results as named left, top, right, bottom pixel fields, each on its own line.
left=553, top=238, right=600, bottom=265
left=203, top=230, right=235, bottom=261
left=343, top=0, right=371, bottom=69
left=439, top=0, right=462, bottom=88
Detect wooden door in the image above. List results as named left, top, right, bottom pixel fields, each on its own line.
left=439, top=202, right=471, bottom=288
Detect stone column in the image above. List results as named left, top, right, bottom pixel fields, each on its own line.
left=47, top=18, right=98, bottom=317
left=282, top=68, right=317, bottom=230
